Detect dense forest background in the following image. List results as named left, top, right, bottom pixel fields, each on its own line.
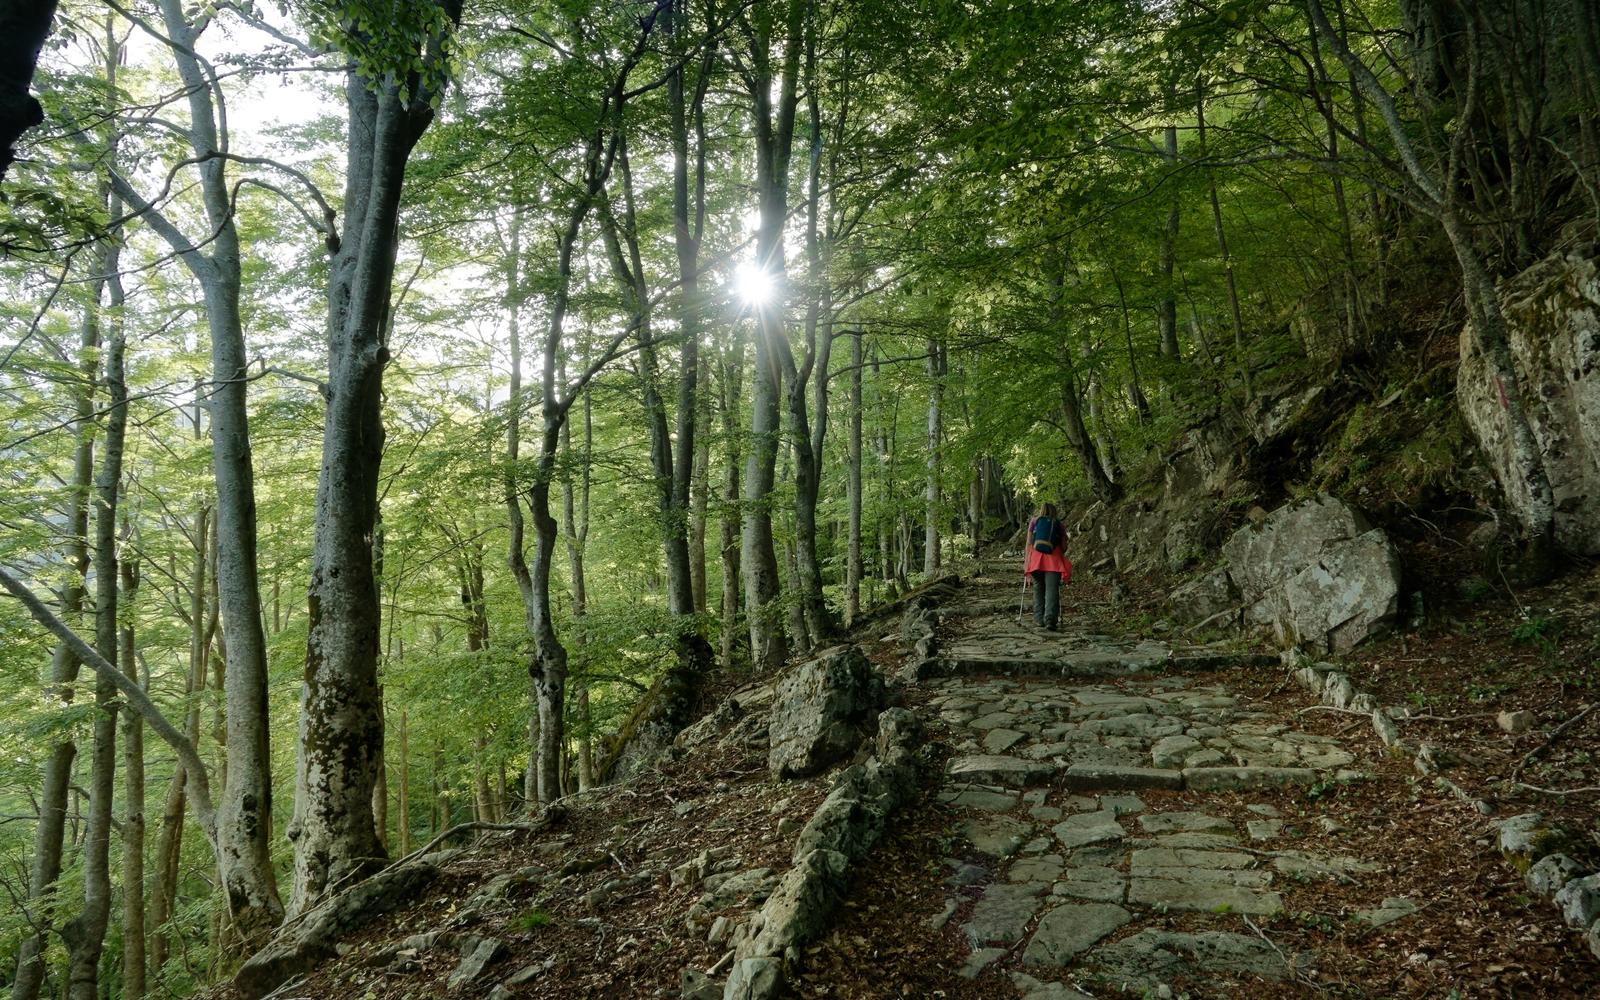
left=2, top=0, right=1597, bottom=996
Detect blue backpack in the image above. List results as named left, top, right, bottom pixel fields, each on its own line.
left=1031, top=516, right=1057, bottom=554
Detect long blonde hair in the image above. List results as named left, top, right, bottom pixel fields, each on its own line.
left=1037, top=502, right=1058, bottom=520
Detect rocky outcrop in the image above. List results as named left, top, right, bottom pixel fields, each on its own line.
left=1458, top=250, right=1600, bottom=555
left=234, top=862, right=440, bottom=1000
left=767, top=645, right=885, bottom=780
left=723, top=707, right=925, bottom=999
left=1219, top=494, right=1401, bottom=652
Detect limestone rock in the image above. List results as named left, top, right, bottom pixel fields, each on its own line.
left=1554, top=874, right=1600, bottom=928
left=1457, top=251, right=1600, bottom=554
left=1022, top=903, right=1132, bottom=966
left=1526, top=854, right=1586, bottom=896
left=948, top=754, right=1050, bottom=787
left=448, top=937, right=507, bottom=990
left=1497, top=709, right=1534, bottom=734
left=742, top=849, right=846, bottom=958
left=233, top=863, right=440, bottom=1000
left=1496, top=812, right=1547, bottom=858
left=1220, top=494, right=1401, bottom=652
left=722, top=957, right=782, bottom=1000
left=1167, top=568, right=1238, bottom=625
left=682, top=969, right=724, bottom=1000
left=767, top=645, right=884, bottom=779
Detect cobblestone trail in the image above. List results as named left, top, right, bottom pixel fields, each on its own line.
left=905, top=568, right=1415, bottom=998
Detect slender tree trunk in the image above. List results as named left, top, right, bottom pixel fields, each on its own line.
left=62, top=229, right=127, bottom=1000
left=396, top=708, right=410, bottom=854
left=11, top=267, right=98, bottom=1000
left=741, top=0, right=804, bottom=673
left=845, top=326, right=863, bottom=625
left=1196, top=73, right=1250, bottom=400
left=718, top=335, right=744, bottom=669
left=120, top=515, right=146, bottom=1000
left=923, top=339, right=944, bottom=574
left=1113, top=270, right=1152, bottom=422
left=1158, top=119, right=1181, bottom=360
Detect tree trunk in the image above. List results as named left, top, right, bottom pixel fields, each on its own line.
left=1195, top=73, right=1250, bottom=400
left=396, top=708, right=410, bottom=854
left=845, top=326, right=863, bottom=624
left=120, top=514, right=146, bottom=1000
left=62, top=229, right=127, bottom=1000
left=291, top=26, right=459, bottom=908
left=923, top=339, right=944, bottom=574
left=1158, top=120, right=1181, bottom=360
left=740, top=0, right=805, bottom=673
left=718, top=335, right=744, bottom=669
left=11, top=260, right=98, bottom=1000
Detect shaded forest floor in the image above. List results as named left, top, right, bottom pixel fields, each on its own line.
left=213, top=557, right=1600, bottom=999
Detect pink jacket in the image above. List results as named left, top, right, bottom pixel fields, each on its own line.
left=1023, top=516, right=1072, bottom=580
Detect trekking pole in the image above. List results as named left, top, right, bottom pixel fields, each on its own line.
left=1018, top=573, right=1027, bottom=625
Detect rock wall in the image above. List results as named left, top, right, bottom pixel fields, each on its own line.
left=766, top=645, right=885, bottom=780
left=1458, top=250, right=1600, bottom=554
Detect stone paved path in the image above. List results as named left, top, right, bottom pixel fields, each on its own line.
left=909, top=568, right=1414, bottom=998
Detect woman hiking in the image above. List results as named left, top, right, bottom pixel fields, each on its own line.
left=1023, top=502, right=1072, bottom=630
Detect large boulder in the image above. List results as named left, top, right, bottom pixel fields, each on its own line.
left=767, top=645, right=884, bottom=780
left=1458, top=251, right=1600, bottom=555
left=1220, top=494, right=1401, bottom=652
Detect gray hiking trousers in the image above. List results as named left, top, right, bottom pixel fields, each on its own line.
left=1031, top=570, right=1061, bottom=629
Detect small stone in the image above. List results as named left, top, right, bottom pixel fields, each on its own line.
left=776, top=817, right=800, bottom=837
left=941, top=784, right=1021, bottom=812
left=963, top=882, right=1047, bottom=945
left=927, top=898, right=959, bottom=930
left=707, top=916, right=729, bottom=943
left=1356, top=897, right=1418, bottom=930
left=1316, top=817, right=1347, bottom=835
left=1126, top=878, right=1283, bottom=915
left=1247, top=804, right=1282, bottom=817
left=448, top=937, right=507, bottom=990
left=1497, top=710, right=1534, bottom=734
left=1554, top=875, right=1600, bottom=928
left=681, top=969, right=722, bottom=1000
left=1246, top=819, right=1284, bottom=842
left=1525, top=854, right=1585, bottom=897
left=962, top=815, right=1032, bottom=858
left=1496, top=812, right=1546, bottom=857
left=960, top=947, right=1007, bottom=979
left=1098, top=794, right=1145, bottom=816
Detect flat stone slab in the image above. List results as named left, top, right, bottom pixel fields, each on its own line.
left=950, top=755, right=1051, bottom=788
left=1269, top=851, right=1382, bottom=878
left=1052, top=866, right=1125, bottom=903
left=982, top=728, right=1027, bottom=754
left=1131, top=847, right=1255, bottom=871
left=1127, top=878, right=1284, bottom=915
left=1137, top=811, right=1235, bottom=835
left=1090, top=929, right=1307, bottom=986
left=1357, top=897, right=1418, bottom=929
left=1022, top=903, right=1132, bottom=967
left=1183, top=766, right=1319, bottom=791
left=962, top=815, right=1032, bottom=858
left=963, top=882, right=1048, bottom=945
left=941, top=784, right=1020, bottom=812
left=1052, top=810, right=1125, bottom=849
left=1063, top=764, right=1183, bottom=791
